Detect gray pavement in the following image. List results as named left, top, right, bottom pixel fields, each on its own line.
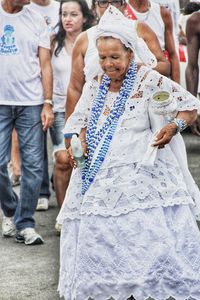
left=0, top=132, right=200, bottom=300
left=0, top=138, right=61, bottom=300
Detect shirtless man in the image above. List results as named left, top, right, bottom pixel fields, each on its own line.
left=186, top=11, right=200, bottom=135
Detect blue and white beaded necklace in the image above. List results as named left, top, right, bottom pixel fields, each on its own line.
left=81, top=60, right=137, bottom=194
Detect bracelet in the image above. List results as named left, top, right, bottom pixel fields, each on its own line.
left=170, top=118, right=188, bottom=133
left=44, top=99, right=53, bottom=106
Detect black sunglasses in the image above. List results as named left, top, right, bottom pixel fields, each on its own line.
left=97, top=0, right=124, bottom=8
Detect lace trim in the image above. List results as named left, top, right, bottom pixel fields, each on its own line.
left=59, top=274, right=199, bottom=300
left=57, top=157, right=194, bottom=224
left=58, top=198, right=193, bottom=222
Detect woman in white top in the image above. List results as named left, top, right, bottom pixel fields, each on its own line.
left=50, top=0, right=94, bottom=213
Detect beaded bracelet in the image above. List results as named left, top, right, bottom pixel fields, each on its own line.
left=170, top=118, right=188, bottom=133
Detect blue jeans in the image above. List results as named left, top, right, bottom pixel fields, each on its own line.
left=39, top=112, right=65, bottom=199
left=0, top=105, right=44, bottom=230
left=49, top=112, right=65, bottom=150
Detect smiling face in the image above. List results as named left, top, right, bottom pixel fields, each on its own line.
left=61, top=1, right=85, bottom=34
left=97, top=37, right=132, bottom=82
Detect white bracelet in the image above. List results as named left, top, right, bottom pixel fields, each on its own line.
left=44, top=99, right=53, bottom=106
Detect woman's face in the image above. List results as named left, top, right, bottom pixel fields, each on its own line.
left=61, top=2, right=85, bottom=33
left=95, top=0, right=125, bottom=18
left=97, top=38, right=132, bottom=81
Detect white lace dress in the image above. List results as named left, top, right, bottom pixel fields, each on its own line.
left=58, top=66, right=200, bottom=300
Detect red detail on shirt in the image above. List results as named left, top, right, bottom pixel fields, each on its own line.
left=124, top=3, right=137, bottom=20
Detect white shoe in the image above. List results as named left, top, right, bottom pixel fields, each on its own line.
left=15, top=228, right=44, bottom=245
left=36, top=198, right=49, bottom=211
left=55, top=221, right=62, bottom=234
left=2, top=216, right=16, bottom=237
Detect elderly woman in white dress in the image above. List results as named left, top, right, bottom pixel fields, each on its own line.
left=58, top=6, right=200, bottom=300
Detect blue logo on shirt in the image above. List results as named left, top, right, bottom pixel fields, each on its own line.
left=0, top=25, right=19, bottom=55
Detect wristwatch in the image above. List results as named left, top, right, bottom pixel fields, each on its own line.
left=44, top=99, right=53, bottom=106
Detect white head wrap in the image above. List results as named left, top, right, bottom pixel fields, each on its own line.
left=94, top=5, right=157, bottom=68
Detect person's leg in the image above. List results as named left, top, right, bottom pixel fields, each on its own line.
left=38, top=131, right=51, bottom=199
left=10, top=128, right=21, bottom=186
left=36, top=131, right=51, bottom=211
left=54, top=150, right=72, bottom=207
left=14, top=105, right=44, bottom=231
left=49, top=112, right=72, bottom=207
left=0, top=105, right=18, bottom=217
left=11, top=129, right=21, bottom=176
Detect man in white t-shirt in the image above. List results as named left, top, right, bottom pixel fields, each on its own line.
left=28, top=0, right=60, bottom=212
left=0, top=0, right=54, bottom=245
left=29, top=0, right=60, bottom=33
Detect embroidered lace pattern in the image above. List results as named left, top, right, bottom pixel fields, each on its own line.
left=59, top=205, right=200, bottom=300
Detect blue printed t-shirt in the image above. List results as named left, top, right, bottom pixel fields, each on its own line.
left=0, top=4, right=50, bottom=105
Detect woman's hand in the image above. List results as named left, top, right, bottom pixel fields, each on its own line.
left=79, top=127, right=88, bottom=157
left=67, top=147, right=77, bottom=169
left=67, top=141, right=87, bottom=169
left=152, top=123, right=177, bottom=148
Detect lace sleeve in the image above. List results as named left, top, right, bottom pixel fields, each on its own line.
left=160, top=76, right=200, bottom=113
left=171, top=81, right=200, bottom=113
left=146, top=70, right=200, bottom=115
left=63, top=80, right=98, bottom=136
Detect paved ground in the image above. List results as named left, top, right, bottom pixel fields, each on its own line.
left=0, top=137, right=61, bottom=300
left=0, top=132, right=200, bottom=300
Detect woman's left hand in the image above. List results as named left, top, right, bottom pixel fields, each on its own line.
left=152, top=123, right=177, bottom=148
left=67, top=146, right=77, bottom=169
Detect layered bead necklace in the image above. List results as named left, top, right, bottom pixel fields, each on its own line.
left=81, top=60, right=137, bottom=195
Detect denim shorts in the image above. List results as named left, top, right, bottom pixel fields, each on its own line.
left=49, top=112, right=65, bottom=155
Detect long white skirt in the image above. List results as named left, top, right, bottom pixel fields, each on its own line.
left=58, top=204, right=200, bottom=300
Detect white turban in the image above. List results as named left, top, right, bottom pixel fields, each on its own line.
left=94, top=5, right=157, bottom=68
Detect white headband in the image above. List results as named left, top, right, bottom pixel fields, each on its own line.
left=94, top=5, right=157, bottom=68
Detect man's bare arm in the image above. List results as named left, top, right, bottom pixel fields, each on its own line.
left=39, top=47, right=53, bottom=101
left=137, top=22, right=170, bottom=77
left=186, top=12, right=200, bottom=96
left=161, top=6, right=180, bottom=83
left=39, top=47, right=54, bottom=130
left=66, top=32, right=88, bottom=120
